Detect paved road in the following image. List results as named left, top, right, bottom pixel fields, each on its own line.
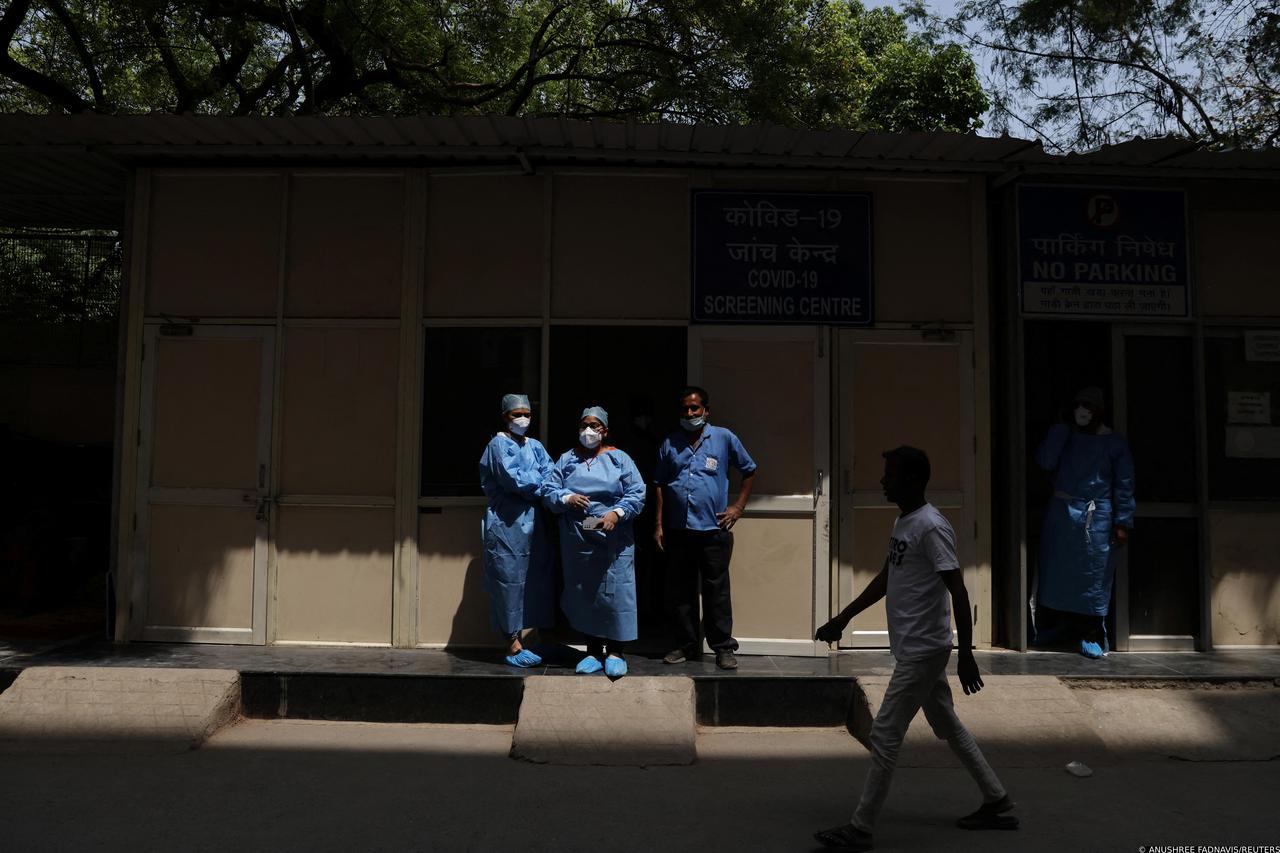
left=1, top=721, right=1277, bottom=853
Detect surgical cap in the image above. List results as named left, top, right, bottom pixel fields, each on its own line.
left=581, top=405, right=609, bottom=427
left=1073, top=386, right=1105, bottom=410
left=501, top=393, right=531, bottom=413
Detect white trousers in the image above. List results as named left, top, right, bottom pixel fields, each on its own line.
left=852, top=647, right=1006, bottom=832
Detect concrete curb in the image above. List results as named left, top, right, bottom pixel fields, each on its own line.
left=0, top=666, right=241, bottom=754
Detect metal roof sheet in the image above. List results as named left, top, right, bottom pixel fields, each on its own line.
left=1, top=114, right=1277, bottom=228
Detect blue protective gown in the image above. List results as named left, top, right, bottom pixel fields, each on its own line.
left=544, top=447, right=647, bottom=642
left=1036, top=423, right=1136, bottom=616
left=478, top=433, right=555, bottom=636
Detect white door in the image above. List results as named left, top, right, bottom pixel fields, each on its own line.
left=834, top=329, right=976, bottom=648
left=131, top=324, right=274, bottom=643
left=688, top=325, right=830, bottom=656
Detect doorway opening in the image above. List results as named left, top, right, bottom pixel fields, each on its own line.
left=1022, top=319, right=1201, bottom=652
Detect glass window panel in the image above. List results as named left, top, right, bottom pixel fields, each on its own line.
left=1204, top=334, right=1280, bottom=500
left=1128, top=517, right=1199, bottom=636
left=1124, top=335, right=1196, bottom=503
left=421, top=327, right=540, bottom=496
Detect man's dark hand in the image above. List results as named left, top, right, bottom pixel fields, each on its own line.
left=957, top=649, right=984, bottom=695
left=716, top=505, right=743, bottom=530
left=815, top=618, right=845, bottom=644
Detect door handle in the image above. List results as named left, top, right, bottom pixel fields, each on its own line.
left=814, top=469, right=823, bottom=506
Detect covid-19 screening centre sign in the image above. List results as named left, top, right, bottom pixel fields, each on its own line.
left=691, top=191, right=873, bottom=324
left=1017, top=184, right=1190, bottom=318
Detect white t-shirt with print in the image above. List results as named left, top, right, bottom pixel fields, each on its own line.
left=885, top=503, right=959, bottom=661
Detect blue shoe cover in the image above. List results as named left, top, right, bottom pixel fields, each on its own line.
left=575, top=655, right=604, bottom=674
left=1079, top=639, right=1104, bottom=659
left=505, top=648, right=542, bottom=668
left=604, top=656, right=627, bottom=678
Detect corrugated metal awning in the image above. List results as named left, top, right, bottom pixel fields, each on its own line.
left=1, top=114, right=1277, bottom=228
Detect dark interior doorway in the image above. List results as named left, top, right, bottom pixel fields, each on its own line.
left=1022, top=319, right=1115, bottom=648
left=549, top=325, right=687, bottom=651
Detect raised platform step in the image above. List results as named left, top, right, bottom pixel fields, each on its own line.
left=0, top=666, right=240, bottom=753
left=512, top=676, right=695, bottom=766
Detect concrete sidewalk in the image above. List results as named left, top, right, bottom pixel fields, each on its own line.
left=1, top=720, right=1277, bottom=853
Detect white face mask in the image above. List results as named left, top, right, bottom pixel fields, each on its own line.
left=1074, top=406, right=1093, bottom=427
left=680, top=415, right=706, bottom=432
left=579, top=427, right=602, bottom=449
left=509, top=416, right=531, bottom=436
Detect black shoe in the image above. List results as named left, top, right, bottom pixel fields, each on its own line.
left=956, top=794, right=1019, bottom=830
left=814, top=823, right=873, bottom=850
left=662, top=648, right=687, bottom=664
left=715, top=650, right=738, bottom=670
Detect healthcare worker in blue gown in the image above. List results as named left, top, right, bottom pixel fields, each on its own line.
left=1035, top=386, right=1135, bottom=659
left=544, top=406, right=646, bottom=678
left=479, top=393, right=555, bottom=668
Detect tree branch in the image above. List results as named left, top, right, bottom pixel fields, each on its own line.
left=966, top=31, right=1223, bottom=143
left=507, top=2, right=571, bottom=115
left=46, top=0, right=107, bottom=110
left=0, top=0, right=95, bottom=112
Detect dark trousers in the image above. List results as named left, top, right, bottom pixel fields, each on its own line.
left=668, top=528, right=738, bottom=652
left=585, top=636, right=627, bottom=658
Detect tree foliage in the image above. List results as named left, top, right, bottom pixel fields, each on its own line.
left=932, top=0, right=1280, bottom=150
left=0, top=0, right=988, bottom=132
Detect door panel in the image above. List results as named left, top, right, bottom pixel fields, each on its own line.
left=699, top=339, right=815, bottom=496
left=133, top=326, right=274, bottom=643
left=1114, top=328, right=1201, bottom=650
left=846, top=343, right=965, bottom=492
left=146, top=504, right=257, bottom=629
left=151, top=340, right=262, bottom=488
left=837, top=331, right=974, bottom=648
left=689, top=326, right=829, bottom=656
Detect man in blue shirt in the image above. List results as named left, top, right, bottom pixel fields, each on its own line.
left=653, top=386, right=758, bottom=670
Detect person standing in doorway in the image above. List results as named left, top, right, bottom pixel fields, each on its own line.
left=1035, top=386, right=1135, bottom=659
left=478, top=393, right=554, bottom=668
left=654, top=386, right=758, bottom=670
left=813, top=446, right=1015, bottom=851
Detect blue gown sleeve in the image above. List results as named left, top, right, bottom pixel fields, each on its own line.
left=1035, top=423, right=1071, bottom=472
left=1111, top=437, right=1136, bottom=528
left=532, top=441, right=555, bottom=500
left=609, top=452, right=647, bottom=518
left=542, top=454, right=572, bottom=513
left=486, top=437, right=544, bottom=500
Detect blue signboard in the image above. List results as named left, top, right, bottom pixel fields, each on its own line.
left=692, top=191, right=873, bottom=325
left=1018, top=185, right=1189, bottom=317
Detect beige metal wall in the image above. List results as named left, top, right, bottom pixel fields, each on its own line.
left=1194, top=185, right=1280, bottom=646
left=1207, top=510, right=1280, bottom=645
left=123, top=170, right=407, bottom=646
left=120, top=165, right=992, bottom=651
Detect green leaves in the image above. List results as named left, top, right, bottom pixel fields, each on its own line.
left=0, top=0, right=988, bottom=133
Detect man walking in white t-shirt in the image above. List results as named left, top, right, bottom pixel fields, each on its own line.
left=813, top=446, right=1016, bottom=851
